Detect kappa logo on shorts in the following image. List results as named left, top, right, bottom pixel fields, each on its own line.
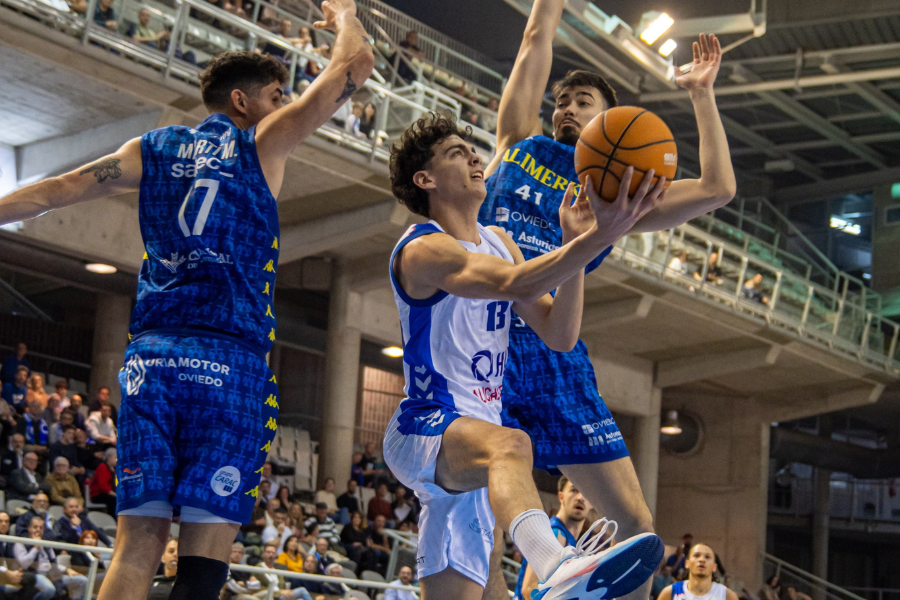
left=125, top=354, right=147, bottom=396
left=211, top=466, right=242, bottom=497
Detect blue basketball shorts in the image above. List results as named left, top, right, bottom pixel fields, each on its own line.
left=116, top=332, right=278, bottom=524
left=501, top=332, right=629, bottom=474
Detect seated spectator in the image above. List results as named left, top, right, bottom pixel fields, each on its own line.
left=87, top=404, right=117, bottom=448
left=760, top=576, right=781, bottom=600
left=392, top=485, right=416, bottom=524
left=255, top=543, right=304, bottom=600
left=276, top=535, right=305, bottom=572
left=48, top=456, right=82, bottom=505
left=315, top=477, right=346, bottom=524
left=148, top=538, right=178, bottom=600
left=340, top=511, right=370, bottom=574
left=74, top=427, right=102, bottom=471
left=358, top=442, right=382, bottom=487
left=286, top=503, right=304, bottom=535
left=365, top=514, right=391, bottom=575
left=69, top=394, right=88, bottom=429
left=260, top=463, right=277, bottom=502
left=15, top=492, right=53, bottom=537
left=359, top=102, right=378, bottom=139
left=337, top=479, right=360, bottom=515
left=263, top=18, right=295, bottom=62
left=366, top=483, right=394, bottom=526
left=0, top=511, right=31, bottom=598
left=90, top=447, right=117, bottom=515
left=0, top=512, right=16, bottom=556
left=652, top=564, right=674, bottom=600
left=0, top=433, right=26, bottom=481
left=25, top=375, right=48, bottom=413
left=1, top=365, right=28, bottom=414
left=742, top=273, right=770, bottom=305
left=310, top=537, right=333, bottom=574
left=0, top=397, right=16, bottom=449
left=129, top=7, right=170, bottom=49
left=71, top=529, right=110, bottom=570
left=9, top=453, right=51, bottom=502
left=322, top=563, right=350, bottom=595
left=93, top=0, right=118, bottom=31
left=264, top=497, right=281, bottom=528
left=300, top=523, right=318, bottom=549
left=51, top=497, right=112, bottom=547
left=303, top=502, right=340, bottom=549
left=41, top=394, right=60, bottom=436
left=275, top=485, right=292, bottom=511
left=49, top=409, right=77, bottom=447
left=49, top=379, right=70, bottom=412
left=14, top=516, right=87, bottom=600
left=668, top=250, right=688, bottom=275
left=693, top=251, right=723, bottom=284
left=480, top=97, right=498, bottom=134
left=222, top=543, right=264, bottom=599
left=87, top=387, right=117, bottom=426
left=350, top=452, right=365, bottom=487
left=262, top=508, right=292, bottom=554
left=384, top=565, right=416, bottom=600
left=16, top=400, right=49, bottom=458
left=0, top=343, right=29, bottom=385
left=345, top=102, right=364, bottom=137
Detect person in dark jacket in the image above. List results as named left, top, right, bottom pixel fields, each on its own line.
left=51, top=498, right=112, bottom=546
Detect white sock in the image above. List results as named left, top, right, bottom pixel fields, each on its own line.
left=509, top=509, right=565, bottom=582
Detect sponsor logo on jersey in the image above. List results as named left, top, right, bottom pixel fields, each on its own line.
left=130, top=356, right=231, bottom=388
left=211, top=466, right=242, bottom=496
left=496, top=209, right=553, bottom=230
left=495, top=207, right=510, bottom=223
left=170, top=138, right=237, bottom=178
left=120, top=466, right=143, bottom=483
left=124, top=354, right=147, bottom=396
left=159, top=252, right=186, bottom=274
left=517, top=232, right=560, bottom=253
left=186, top=248, right=234, bottom=269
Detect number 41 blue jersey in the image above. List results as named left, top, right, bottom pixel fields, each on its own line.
left=130, top=113, right=280, bottom=354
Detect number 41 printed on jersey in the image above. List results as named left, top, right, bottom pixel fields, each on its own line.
left=514, top=185, right=543, bottom=206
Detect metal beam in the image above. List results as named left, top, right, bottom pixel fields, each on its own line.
left=581, top=296, right=654, bottom=332
left=279, top=201, right=410, bottom=264
left=762, top=384, right=884, bottom=423
left=772, top=166, right=900, bottom=205
left=731, top=130, right=900, bottom=156
left=654, top=345, right=781, bottom=388
left=821, top=62, right=900, bottom=128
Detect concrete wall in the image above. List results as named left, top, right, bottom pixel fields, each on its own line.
left=656, top=393, right=770, bottom=591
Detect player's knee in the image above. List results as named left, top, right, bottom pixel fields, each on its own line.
left=491, top=429, right=532, bottom=464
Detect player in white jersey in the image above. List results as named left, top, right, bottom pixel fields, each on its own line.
left=385, top=114, right=667, bottom=600
left=658, top=544, right=737, bottom=600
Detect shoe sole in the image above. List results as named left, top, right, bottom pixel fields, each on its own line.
left=540, top=532, right=664, bottom=600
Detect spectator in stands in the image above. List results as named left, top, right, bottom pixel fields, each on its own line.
left=263, top=18, right=296, bottom=62
left=16, top=400, right=49, bottom=461
left=1, top=365, right=29, bottom=414
left=337, top=478, right=360, bottom=515
left=10, top=453, right=51, bottom=502
left=260, top=462, right=277, bottom=501
left=668, top=250, right=688, bottom=276
left=0, top=396, right=17, bottom=451
left=275, top=485, right=292, bottom=511
left=222, top=543, right=264, bottom=600
left=52, top=497, right=112, bottom=547
left=49, top=409, right=76, bottom=446
left=339, top=511, right=369, bottom=574
left=0, top=433, right=25, bottom=483
left=651, top=564, right=674, bottom=600
left=311, top=537, right=333, bottom=574
left=0, top=343, right=29, bottom=384
left=41, top=395, right=60, bottom=439
left=345, top=102, right=364, bottom=137
left=14, top=515, right=87, bottom=600
left=481, top=97, right=499, bottom=134
left=315, top=477, right=347, bottom=524
left=760, top=576, right=781, bottom=600
left=276, top=535, right=305, bottom=573
left=73, top=427, right=102, bottom=471
left=366, top=514, right=391, bottom=575
left=69, top=394, right=88, bottom=428
left=300, top=523, right=318, bottom=549
left=400, top=30, right=424, bottom=59
left=87, top=404, right=117, bottom=448
left=264, top=497, right=281, bottom=528
left=88, top=386, right=117, bottom=426
left=304, top=502, right=340, bottom=549
left=148, top=537, right=178, bottom=600
left=693, top=252, right=723, bottom=284
left=90, top=447, right=117, bottom=515
left=254, top=542, right=302, bottom=600
left=350, top=452, right=365, bottom=487
left=48, top=380, right=70, bottom=412
left=392, top=485, right=416, bottom=524
left=93, top=0, right=118, bottom=32
left=47, top=456, right=81, bottom=505
left=359, top=102, right=378, bottom=139
left=286, top=503, right=304, bottom=534
left=367, top=483, right=394, bottom=526
left=0, top=511, right=32, bottom=598
left=25, top=375, right=49, bottom=413
left=0, top=512, right=15, bottom=556
left=358, top=442, right=382, bottom=487
left=384, top=565, right=416, bottom=600
left=14, top=492, right=52, bottom=537
left=71, top=530, right=110, bottom=570
left=742, top=273, right=770, bottom=305
left=262, top=508, right=292, bottom=554
left=129, top=7, right=170, bottom=49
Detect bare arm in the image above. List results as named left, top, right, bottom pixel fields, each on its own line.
left=658, top=585, right=674, bottom=600
left=255, top=0, right=374, bottom=195
left=484, top=0, right=564, bottom=177
left=0, top=138, right=143, bottom=226
left=628, top=34, right=736, bottom=234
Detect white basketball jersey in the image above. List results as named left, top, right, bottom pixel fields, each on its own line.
left=672, top=581, right=728, bottom=600
left=389, top=221, right=515, bottom=434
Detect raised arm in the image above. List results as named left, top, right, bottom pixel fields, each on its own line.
left=628, top=34, right=736, bottom=234
left=484, top=0, right=565, bottom=177
left=255, top=0, right=374, bottom=190
left=0, top=138, right=143, bottom=226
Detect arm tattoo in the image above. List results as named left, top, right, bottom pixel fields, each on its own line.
left=79, top=159, right=122, bottom=183
left=336, top=71, right=357, bottom=103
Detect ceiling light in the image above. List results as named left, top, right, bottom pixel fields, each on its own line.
left=640, top=12, right=674, bottom=45
left=381, top=346, right=403, bottom=358
left=830, top=217, right=861, bottom=236
left=661, top=410, right=683, bottom=435
left=85, top=263, right=117, bottom=274
left=658, top=39, right=677, bottom=57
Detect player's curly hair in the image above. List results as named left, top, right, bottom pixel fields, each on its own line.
left=551, top=70, right=619, bottom=110
left=200, top=51, right=289, bottom=111
left=390, top=113, right=472, bottom=218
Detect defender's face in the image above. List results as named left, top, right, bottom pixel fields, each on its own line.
left=686, top=544, right=716, bottom=577
left=552, top=86, right=607, bottom=146
left=418, top=135, right=485, bottom=202
left=559, top=481, right=591, bottom=521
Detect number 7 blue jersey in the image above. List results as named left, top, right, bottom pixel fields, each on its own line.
left=130, top=113, right=280, bottom=354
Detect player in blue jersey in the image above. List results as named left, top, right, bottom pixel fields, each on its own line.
left=515, top=476, right=594, bottom=600
left=0, top=2, right=373, bottom=599
left=657, top=543, right=737, bottom=600
left=478, top=2, right=736, bottom=599
left=387, top=114, right=666, bottom=600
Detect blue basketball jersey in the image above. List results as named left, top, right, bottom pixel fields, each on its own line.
left=130, top=113, right=279, bottom=355
left=478, top=136, right=611, bottom=334
left=515, top=515, right=576, bottom=599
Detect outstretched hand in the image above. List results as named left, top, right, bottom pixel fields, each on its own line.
left=581, top=167, right=667, bottom=247
left=313, top=0, right=357, bottom=31
left=559, top=183, right=596, bottom=243
left=676, top=33, right=722, bottom=91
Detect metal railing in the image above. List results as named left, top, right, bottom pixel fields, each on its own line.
left=763, top=553, right=868, bottom=600
left=769, top=476, right=900, bottom=523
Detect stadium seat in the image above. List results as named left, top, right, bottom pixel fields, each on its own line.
left=5, top=500, right=29, bottom=516
left=347, top=591, right=371, bottom=600
left=340, top=566, right=358, bottom=580
left=170, top=522, right=180, bottom=539
left=49, top=505, right=64, bottom=521
left=361, top=570, right=386, bottom=597
left=84, top=483, right=105, bottom=511
left=88, top=511, right=117, bottom=536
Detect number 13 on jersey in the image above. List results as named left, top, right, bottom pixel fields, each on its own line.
left=486, top=301, right=510, bottom=332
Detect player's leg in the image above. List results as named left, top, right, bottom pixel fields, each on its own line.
left=561, top=457, right=655, bottom=600
left=167, top=520, right=241, bottom=600
left=423, top=567, right=488, bottom=600
left=96, top=515, right=171, bottom=600
left=481, top=526, right=510, bottom=600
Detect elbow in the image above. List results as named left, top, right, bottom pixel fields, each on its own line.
left=545, top=332, right=578, bottom=353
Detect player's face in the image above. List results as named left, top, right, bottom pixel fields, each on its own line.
left=244, top=82, right=285, bottom=127
left=559, top=481, right=591, bottom=521
left=418, top=135, right=485, bottom=203
left=552, top=86, right=607, bottom=147
left=686, top=544, right=717, bottom=577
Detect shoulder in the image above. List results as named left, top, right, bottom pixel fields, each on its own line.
left=486, top=226, right=524, bottom=263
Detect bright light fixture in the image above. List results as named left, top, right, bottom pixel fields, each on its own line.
left=658, top=39, right=677, bottom=57
left=830, top=217, right=861, bottom=236
left=640, top=13, right=674, bottom=45
left=85, top=263, right=117, bottom=274
left=381, top=346, right=403, bottom=358
left=660, top=410, right=682, bottom=435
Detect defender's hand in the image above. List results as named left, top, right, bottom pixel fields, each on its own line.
left=313, top=0, right=357, bottom=31
left=676, top=33, right=721, bottom=90
left=559, top=183, right=595, bottom=244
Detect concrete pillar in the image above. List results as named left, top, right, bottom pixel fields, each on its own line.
left=631, top=387, right=662, bottom=520
left=318, top=261, right=362, bottom=490
left=89, top=293, right=131, bottom=407
left=812, top=467, right=831, bottom=582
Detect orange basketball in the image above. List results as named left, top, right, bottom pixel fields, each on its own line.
left=574, top=106, right=677, bottom=202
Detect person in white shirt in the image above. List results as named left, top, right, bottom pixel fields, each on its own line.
left=86, top=404, right=117, bottom=446
left=385, top=566, right=419, bottom=600
left=261, top=508, right=292, bottom=555
left=668, top=250, right=688, bottom=276
left=14, top=515, right=88, bottom=600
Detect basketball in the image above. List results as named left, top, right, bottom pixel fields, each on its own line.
left=574, top=106, right=678, bottom=202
